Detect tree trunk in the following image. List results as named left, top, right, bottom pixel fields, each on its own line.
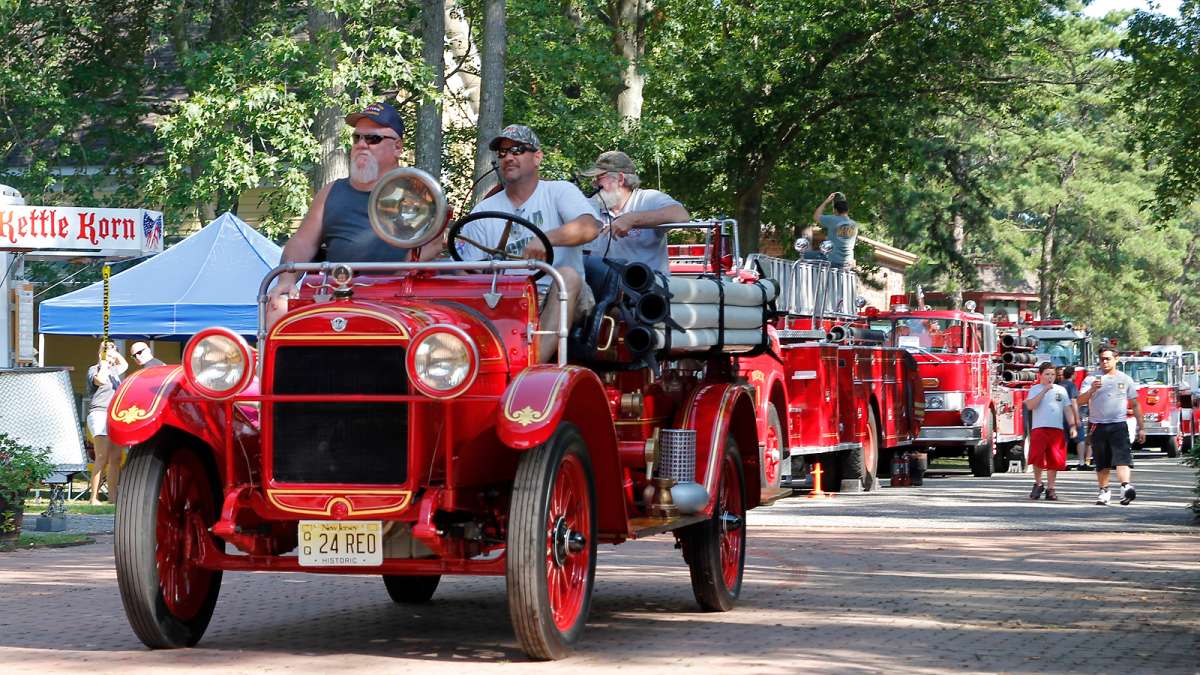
left=610, top=0, right=650, bottom=124
left=1038, top=151, right=1078, bottom=317
left=308, top=3, right=348, bottom=190
left=444, top=0, right=481, bottom=123
left=950, top=210, right=965, bottom=310
left=473, top=0, right=505, bottom=202
left=734, top=186, right=763, bottom=258
left=1166, top=237, right=1197, bottom=325
left=416, top=0, right=445, bottom=177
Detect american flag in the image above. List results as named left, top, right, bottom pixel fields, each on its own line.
left=143, top=212, right=163, bottom=251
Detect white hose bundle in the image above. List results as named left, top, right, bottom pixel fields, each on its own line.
left=669, top=303, right=764, bottom=330
left=666, top=277, right=779, bottom=305
left=653, top=329, right=765, bottom=351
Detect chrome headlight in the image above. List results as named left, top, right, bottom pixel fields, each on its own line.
left=367, top=167, right=448, bottom=250
left=184, top=328, right=254, bottom=400
left=407, top=325, right=479, bottom=398
left=961, top=407, right=980, bottom=426
left=925, top=391, right=964, bottom=411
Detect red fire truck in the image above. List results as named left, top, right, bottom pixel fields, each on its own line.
left=1144, top=345, right=1198, bottom=454
left=106, top=169, right=785, bottom=660
left=1119, top=352, right=1187, bottom=457
left=735, top=245, right=924, bottom=492
left=867, top=298, right=1000, bottom=477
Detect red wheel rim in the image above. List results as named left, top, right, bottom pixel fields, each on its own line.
left=763, top=419, right=781, bottom=485
left=156, top=448, right=216, bottom=619
left=545, top=453, right=591, bottom=632
left=717, top=453, right=744, bottom=590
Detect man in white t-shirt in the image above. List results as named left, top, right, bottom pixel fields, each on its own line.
left=580, top=151, right=689, bottom=274
left=456, top=124, right=601, bottom=362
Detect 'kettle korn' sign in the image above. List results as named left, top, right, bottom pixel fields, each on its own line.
left=0, top=205, right=164, bottom=255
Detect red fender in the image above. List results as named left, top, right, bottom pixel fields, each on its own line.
left=678, top=383, right=761, bottom=512
left=497, top=365, right=626, bottom=536
left=107, top=364, right=244, bottom=466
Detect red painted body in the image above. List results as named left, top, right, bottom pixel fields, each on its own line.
left=1119, top=356, right=1185, bottom=453
left=108, top=268, right=765, bottom=572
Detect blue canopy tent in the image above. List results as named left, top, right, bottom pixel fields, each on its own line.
left=39, top=213, right=282, bottom=338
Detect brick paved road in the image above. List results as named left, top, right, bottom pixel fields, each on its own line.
left=1, top=456, right=1197, bottom=674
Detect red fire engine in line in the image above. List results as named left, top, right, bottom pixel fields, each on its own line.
left=867, top=297, right=999, bottom=477
left=107, top=168, right=789, bottom=660
left=1118, top=350, right=1191, bottom=458
left=736, top=242, right=924, bottom=492
left=1144, top=345, right=1199, bottom=453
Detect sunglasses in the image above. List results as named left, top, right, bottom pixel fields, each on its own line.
left=352, top=133, right=398, bottom=146
left=496, top=145, right=535, bottom=158
left=133, top=349, right=147, bottom=357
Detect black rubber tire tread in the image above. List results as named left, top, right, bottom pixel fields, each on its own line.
left=969, top=443, right=993, bottom=477
left=765, top=404, right=784, bottom=489
left=383, top=575, right=441, bottom=603
left=115, top=434, right=223, bottom=649
left=506, top=423, right=597, bottom=661
left=680, top=443, right=746, bottom=612
left=1164, top=436, right=1180, bottom=458
left=993, top=444, right=1012, bottom=473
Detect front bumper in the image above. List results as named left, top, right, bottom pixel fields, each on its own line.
left=916, top=425, right=984, bottom=445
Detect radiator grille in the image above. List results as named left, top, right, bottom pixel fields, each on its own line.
left=271, top=346, right=408, bottom=485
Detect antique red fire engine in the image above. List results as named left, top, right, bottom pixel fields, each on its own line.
left=106, top=169, right=782, bottom=660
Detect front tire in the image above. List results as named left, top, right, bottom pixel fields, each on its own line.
left=1164, top=436, right=1180, bottom=458
left=115, top=434, right=223, bottom=649
left=507, top=424, right=597, bottom=661
left=679, top=444, right=746, bottom=612
left=969, top=413, right=996, bottom=478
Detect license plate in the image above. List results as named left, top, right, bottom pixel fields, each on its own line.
left=1143, top=413, right=1158, bottom=422
left=299, top=520, right=383, bottom=567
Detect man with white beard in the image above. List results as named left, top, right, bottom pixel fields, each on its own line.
left=580, top=150, right=689, bottom=274
left=272, top=102, right=408, bottom=311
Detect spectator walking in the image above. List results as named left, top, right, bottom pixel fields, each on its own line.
left=129, top=341, right=165, bottom=369
left=1079, top=347, right=1143, bottom=505
left=86, top=340, right=128, bottom=505
left=1057, top=366, right=1084, bottom=468
left=1025, top=362, right=1077, bottom=500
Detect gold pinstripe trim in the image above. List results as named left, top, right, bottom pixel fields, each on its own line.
left=502, top=368, right=572, bottom=427
left=111, top=366, right=184, bottom=424
left=270, top=306, right=410, bottom=339
left=266, top=488, right=413, bottom=516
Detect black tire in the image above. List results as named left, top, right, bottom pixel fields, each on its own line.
left=840, top=445, right=865, bottom=491
left=507, top=423, right=597, bottom=661
left=969, top=414, right=996, bottom=478
left=115, top=434, right=223, bottom=649
left=1164, top=436, right=1180, bottom=458
left=383, top=575, right=441, bottom=603
left=679, top=444, right=746, bottom=612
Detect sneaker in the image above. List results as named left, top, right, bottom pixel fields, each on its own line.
left=1080, top=464, right=1095, bottom=471
left=1030, top=483, right=1045, bottom=500
left=1045, top=488, right=1058, bottom=501
left=1096, top=489, right=1110, bottom=506
left=1075, top=463, right=1087, bottom=471
left=1120, top=485, right=1137, bottom=505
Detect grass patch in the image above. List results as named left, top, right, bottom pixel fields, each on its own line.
left=23, top=499, right=115, bottom=516
left=9, top=533, right=95, bottom=550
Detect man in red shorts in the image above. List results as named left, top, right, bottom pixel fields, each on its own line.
left=1024, top=362, right=1078, bottom=500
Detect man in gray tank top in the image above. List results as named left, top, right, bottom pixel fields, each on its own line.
left=270, top=102, right=408, bottom=321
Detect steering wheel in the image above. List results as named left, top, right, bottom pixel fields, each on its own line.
left=447, top=210, right=555, bottom=281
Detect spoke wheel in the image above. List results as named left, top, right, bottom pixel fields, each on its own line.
left=116, top=433, right=222, bottom=648
left=507, top=423, right=596, bottom=660
left=679, top=442, right=746, bottom=612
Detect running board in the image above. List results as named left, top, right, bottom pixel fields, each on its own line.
left=627, top=514, right=709, bottom=539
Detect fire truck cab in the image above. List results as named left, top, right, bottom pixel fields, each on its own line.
left=1120, top=351, right=1190, bottom=457
left=870, top=299, right=998, bottom=477
left=106, top=168, right=779, bottom=660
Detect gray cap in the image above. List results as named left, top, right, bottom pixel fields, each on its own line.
left=488, top=124, right=541, bottom=151
left=581, top=150, right=636, bottom=177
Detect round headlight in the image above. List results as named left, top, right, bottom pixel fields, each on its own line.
left=184, top=328, right=254, bottom=399
left=407, top=326, right=479, bottom=398
left=926, top=394, right=946, bottom=410
left=793, top=237, right=811, bottom=253
left=819, top=240, right=834, bottom=254
left=367, top=167, right=448, bottom=250
left=961, top=407, right=980, bottom=425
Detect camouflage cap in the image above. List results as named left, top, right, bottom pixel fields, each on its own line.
left=488, top=124, right=542, bottom=151
left=580, top=150, right=637, bottom=177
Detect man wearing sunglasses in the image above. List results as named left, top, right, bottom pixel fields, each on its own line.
left=457, top=124, right=601, bottom=362
left=271, top=101, right=409, bottom=320
left=129, top=341, right=165, bottom=369
left=580, top=150, right=688, bottom=274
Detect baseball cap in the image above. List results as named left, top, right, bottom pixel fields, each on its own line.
left=488, top=124, right=541, bottom=151
left=345, top=102, right=405, bottom=137
left=581, top=150, right=637, bottom=177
